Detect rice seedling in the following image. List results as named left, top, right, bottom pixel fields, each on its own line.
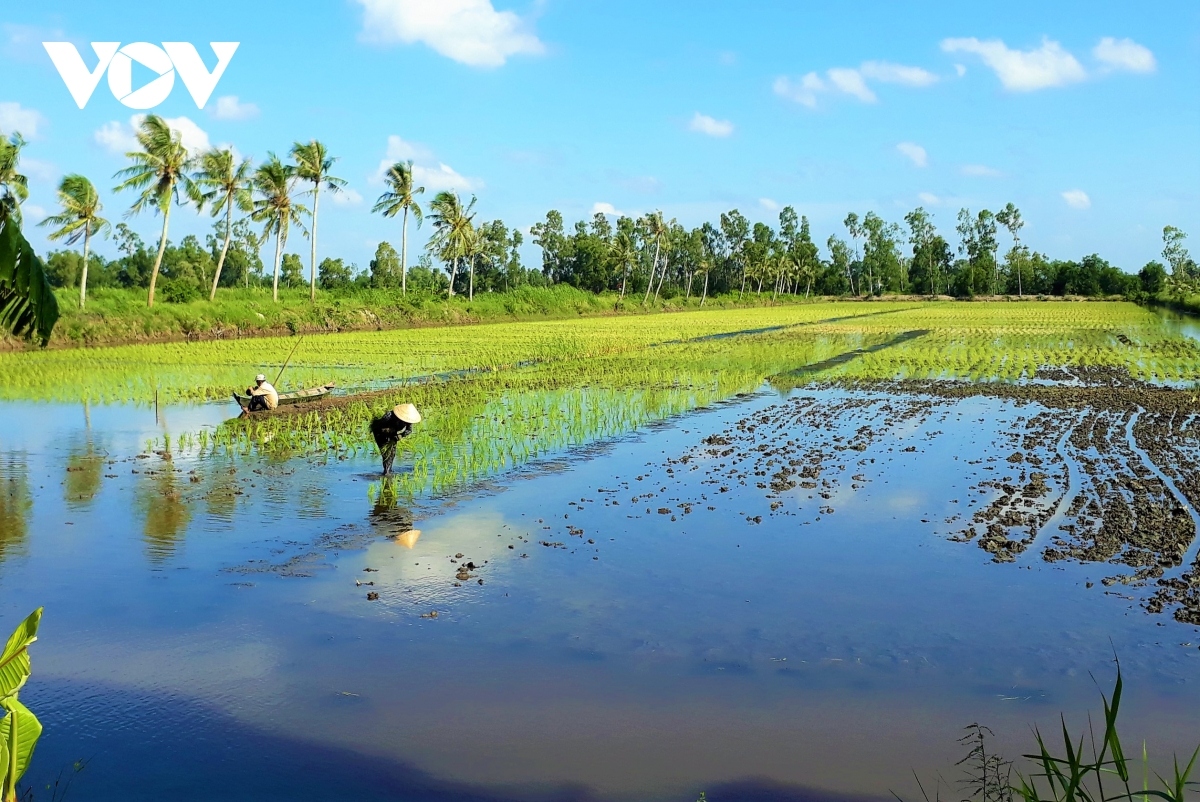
left=0, top=302, right=901, bottom=404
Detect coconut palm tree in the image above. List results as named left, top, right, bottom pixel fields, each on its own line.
left=372, top=161, right=424, bottom=296
left=38, top=175, right=111, bottom=308
left=291, top=140, right=346, bottom=302
left=427, top=191, right=475, bottom=298
left=0, top=132, right=29, bottom=224
left=193, top=148, right=253, bottom=301
left=250, top=154, right=308, bottom=303
left=611, top=231, right=635, bottom=299
left=642, top=211, right=667, bottom=305
left=112, top=115, right=197, bottom=307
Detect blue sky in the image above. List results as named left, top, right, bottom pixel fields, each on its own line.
left=2, top=0, right=1197, bottom=272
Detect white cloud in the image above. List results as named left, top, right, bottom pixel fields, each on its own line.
left=896, top=142, right=928, bottom=167
left=23, top=204, right=46, bottom=220
left=688, top=112, right=734, bottom=138
left=917, top=192, right=941, bottom=206
left=827, top=68, right=876, bottom=102
left=378, top=135, right=432, bottom=165
left=160, top=116, right=211, bottom=155
left=374, top=135, right=480, bottom=192
left=775, top=59, right=937, bottom=108
left=95, top=120, right=137, bottom=154
left=941, top=37, right=1086, bottom=91
left=773, top=73, right=825, bottom=108
left=591, top=202, right=622, bottom=216
left=94, top=115, right=211, bottom=156
left=1093, top=37, right=1155, bottom=74
left=355, top=0, right=544, bottom=68
left=19, top=157, right=57, bottom=183
left=961, top=164, right=1003, bottom=178
left=758, top=198, right=780, bottom=212
left=210, top=95, right=260, bottom=120
left=1062, top=189, right=1091, bottom=209
left=954, top=63, right=967, bottom=77
left=0, top=102, right=46, bottom=139
left=414, top=162, right=475, bottom=192
left=331, top=187, right=364, bottom=206
left=860, top=61, right=939, bottom=87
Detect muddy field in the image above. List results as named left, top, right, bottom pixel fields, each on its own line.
left=5, top=302, right=1200, bottom=801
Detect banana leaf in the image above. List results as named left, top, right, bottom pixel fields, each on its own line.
left=0, top=609, right=39, bottom=701
left=0, top=697, right=41, bottom=802
left=0, top=217, right=59, bottom=346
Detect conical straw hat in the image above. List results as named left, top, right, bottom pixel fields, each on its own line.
left=393, top=403, right=421, bottom=424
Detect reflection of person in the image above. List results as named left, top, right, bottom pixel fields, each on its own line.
left=369, top=403, right=421, bottom=475
left=246, top=374, right=279, bottom=411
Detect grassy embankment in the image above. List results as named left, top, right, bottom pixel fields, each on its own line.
left=2, top=284, right=819, bottom=351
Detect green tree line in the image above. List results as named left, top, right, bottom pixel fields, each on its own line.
left=3, top=118, right=1197, bottom=309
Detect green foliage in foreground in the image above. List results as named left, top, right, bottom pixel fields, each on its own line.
left=900, top=666, right=1199, bottom=802
left=0, top=217, right=58, bottom=346
left=0, top=609, right=43, bottom=802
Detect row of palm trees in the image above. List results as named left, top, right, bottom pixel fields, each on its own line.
left=12, top=115, right=438, bottom=308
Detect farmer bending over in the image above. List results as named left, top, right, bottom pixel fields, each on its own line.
left=246, top=374, right=279, bottom=412
left=370, top=403, right=421, bottom=475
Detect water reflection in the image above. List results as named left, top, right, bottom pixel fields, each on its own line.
left=0, top=456, right=31, bottom=563
left=64, top=438, right=105, bottom=508
left=203, top=462, right=242, bottom=522
left=136, top=457, right=192, bottom=563
left=369, top=479, right=415, bottom=539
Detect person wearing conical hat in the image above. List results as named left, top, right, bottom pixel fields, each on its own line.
left=369, top=403, right=421, bottom=475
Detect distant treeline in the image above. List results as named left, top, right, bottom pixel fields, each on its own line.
left=524, top=206, right=1186, bottom=301
left=42, top=207, right=1188, bottom=305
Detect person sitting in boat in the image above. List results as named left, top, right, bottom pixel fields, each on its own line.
left=369, top=403, right=421, bottom=475
left=246, top=374, right=279, bottom=411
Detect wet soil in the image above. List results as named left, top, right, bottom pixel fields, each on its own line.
left=593, top=367, right=1200, bottom=626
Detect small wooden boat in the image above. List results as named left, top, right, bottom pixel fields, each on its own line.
left=233, top=383, right=336, bottom=411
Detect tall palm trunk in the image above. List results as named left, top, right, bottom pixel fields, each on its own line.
left=147, top=201, right=173, bottom=308
left=700, top=271, right=709, bottom=306
left=469, top=257, right=474, bottom=301
left=654, top=256, right=667, bottom=301
left=271, top=223, right=284, bottom=302
left=79, top=223, right=91, bottom=309
left=619, top=262, right=627, bottom=299
left=447, top=257, right=457, bottom=298
left=685, top=271, right=692, bottom=301
left=739, top=257, right=747, bottom=297
left=643, top=241, right=661, bottom=305
left=400, top=206, right=408, bottom=296
left=210, top=196, right=234, bottom=302
left=309, top=184, right=320, bottom=302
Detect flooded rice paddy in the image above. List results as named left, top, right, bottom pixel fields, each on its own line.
left=2, top=302, right=1200, bottom=801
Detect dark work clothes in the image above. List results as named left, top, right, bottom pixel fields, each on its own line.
left=369, top=411, right=414, bottom=474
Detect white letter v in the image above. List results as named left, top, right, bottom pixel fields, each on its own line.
left=43, top=42, right=120, bottom=109
left=163, top=42, right=239, bottom=109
